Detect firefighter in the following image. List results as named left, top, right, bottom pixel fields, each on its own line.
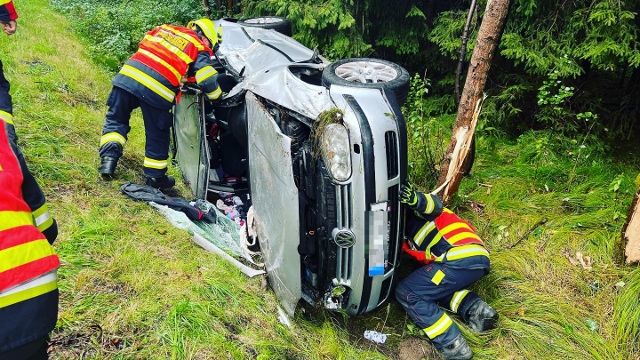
left=1, top=0, right=19, bottom=142
left=396, top=180, right=498, bottom=360
left=98, top=19, right=223, bottom=189
left=0, top=119, right=60, bottom=360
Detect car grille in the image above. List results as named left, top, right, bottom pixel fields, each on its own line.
left=385, top=131, right=398, bottom=179
left=335, top=184, right=353, bottom=282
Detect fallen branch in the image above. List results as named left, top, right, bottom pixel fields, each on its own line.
left=507, top=218, right=548, bottom=249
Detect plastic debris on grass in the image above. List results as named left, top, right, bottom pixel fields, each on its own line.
left=150, top=200, right=242, bottom=257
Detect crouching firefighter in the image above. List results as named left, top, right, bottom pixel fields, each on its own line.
left=1, top=119, right=60, bottom=359
left=98, top=19, right=223, bottom=189
left=395, top=180, right=498, bottom=360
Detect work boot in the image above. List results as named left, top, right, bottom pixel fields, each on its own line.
left=146, top=175, right=176, bottom=190
left=434, top=334, right=473, bottom=360
left=98, top=157, right=118, bottom=177
left=465, top=299, right=499, bottom=332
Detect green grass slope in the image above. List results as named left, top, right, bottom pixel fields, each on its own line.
left=2, top=1, right=640, bottom=359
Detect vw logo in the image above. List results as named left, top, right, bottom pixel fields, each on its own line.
left=332, top=228, right=356, bottom=248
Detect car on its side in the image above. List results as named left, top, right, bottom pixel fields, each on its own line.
left=173, top=17, right=410, bottom=316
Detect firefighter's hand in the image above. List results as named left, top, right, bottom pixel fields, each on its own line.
left=400, top=179, right=418, bottom=207
left=2, top=21, right=17, bottom=36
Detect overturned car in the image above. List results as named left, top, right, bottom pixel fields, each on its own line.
left=173, top=17, right=410, bottom=316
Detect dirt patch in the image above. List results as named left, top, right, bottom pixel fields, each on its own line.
left=397, top=337, right=439, bottom=360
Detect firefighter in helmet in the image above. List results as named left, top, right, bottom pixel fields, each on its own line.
left=98, top=19, right=222, bottom=189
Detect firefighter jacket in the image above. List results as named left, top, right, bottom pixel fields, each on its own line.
left=0, top=120, right=60, bottom=353
left=0, top=0, right=17, bottom=23
left=404, top=192, right=489, bottom=269
left=112, top=24, right=222, bottom=110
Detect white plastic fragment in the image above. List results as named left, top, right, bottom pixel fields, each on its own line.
left=364, top=330, right=387, bottom=344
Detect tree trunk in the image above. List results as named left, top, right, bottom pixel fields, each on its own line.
left=436, top=0, right=512, bottom=203
left=621, top=190, right=640, bottom=264
left=202, top=0, right=211, bottom=18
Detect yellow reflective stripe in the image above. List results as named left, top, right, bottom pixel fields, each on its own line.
left=424, top=194, right=435, bottom=214
left=0, top=110, right=13, bottom=125
left=431, top=270, right=445, bottom=285
left=445, top=244, right=489, bottom=261
left=424, top=313, right=453, bottom=339
left=447, top=231, right=482, bottom=245
left=100, top=132, right=126, bottom=147
left=195, top=66, right=217, bottom=83
left=32, top=204, right=53, bottom=232
left=440, top=222, right=473, bottom=236
left=143, top=157, right=169, bottom=170
left=205, top=87, right=222, bottom=100
left=138, top=48, right=182, bottom=83
left=413, top=221, right=436, bottom=246
left=0, top=240, right=54, bottom=272
left=0, top=211, right=34, bottom=231
left=159, top=25, right=204, bottom=50
left=144, top=34, right=195, bottom=65
left=450, top=290, right=470, bottom=312
left=0, top=0, right=12, bottom=6
left=120, top=65, right=174, bottom=102
left=0, top=277, right=57, bottom=309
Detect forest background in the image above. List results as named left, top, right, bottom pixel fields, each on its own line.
left=3, top=0, right=640, bottom=358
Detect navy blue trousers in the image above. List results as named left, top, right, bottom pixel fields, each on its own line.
left=395, top=262, right=486, bottom=346
left=0, top=60, right=17, bottom=142
left=99, top=86, right=174, bottom=178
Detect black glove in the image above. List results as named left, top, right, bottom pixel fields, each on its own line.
left=400, top=179, right=419, bottom=208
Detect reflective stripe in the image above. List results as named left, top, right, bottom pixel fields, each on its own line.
left=450, top=290, right=470, bottom=312
left=120, top=65, right=175, bottom=102
left=0, top=0, right=12, bottom=6
left=32, top=204, right=53, bottom=232
left=205, top=87, right=222, bottom=100
left=143, top=157, right=169, bottom=170
left=195, top=66, right=217, bottom=83
left=447, top=231, right=482, bottom=245
left=424, top=313, right=453, bottom=339
left=439, top=222, right=473, bottom=236
left=0, top=211, right=33, bottom=232
left=144, top=34, right=195, bottom=65
left=137, top=48, right=182, bottom=83
left=0, top=273, right=57, bottom=308
left=414, top=221, right=436, bottom=246
left=0, top=240, right=54, bottom=272
left=100, top=132, right=126, bottom=147
left=0, top=110, right=13, bottom=125
left=445, top=244, right=489, bottom=261
left=424, top=194, right=435, bottom=214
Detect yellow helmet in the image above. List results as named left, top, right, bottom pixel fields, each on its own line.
left=187, top=19, right=221, bottom=48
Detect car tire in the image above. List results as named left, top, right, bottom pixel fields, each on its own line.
left=238, top=16, right=292, bottom=36
left=321, top=58, right=410, bottom=106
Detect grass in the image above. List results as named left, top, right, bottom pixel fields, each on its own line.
left=3, top=1, right=640, bottom=359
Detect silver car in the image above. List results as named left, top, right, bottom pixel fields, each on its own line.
left=173, top=17, right=410, bottom=316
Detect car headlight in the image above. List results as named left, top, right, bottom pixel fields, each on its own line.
left=321, top=123, right=352, bottom=181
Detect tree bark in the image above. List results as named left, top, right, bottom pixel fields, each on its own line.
left=202, top=0, right=211, bottom=18
left=436, top=0, right=512, bottom=203
left=622, top=190, right=640, bottom=264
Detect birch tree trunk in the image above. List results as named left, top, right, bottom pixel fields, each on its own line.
left=436, top=0, right=512, bottom=203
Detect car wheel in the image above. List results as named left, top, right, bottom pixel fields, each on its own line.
left=321, top=58, right=410, bottom=106
left=238, top=16, right=292, bottom=36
